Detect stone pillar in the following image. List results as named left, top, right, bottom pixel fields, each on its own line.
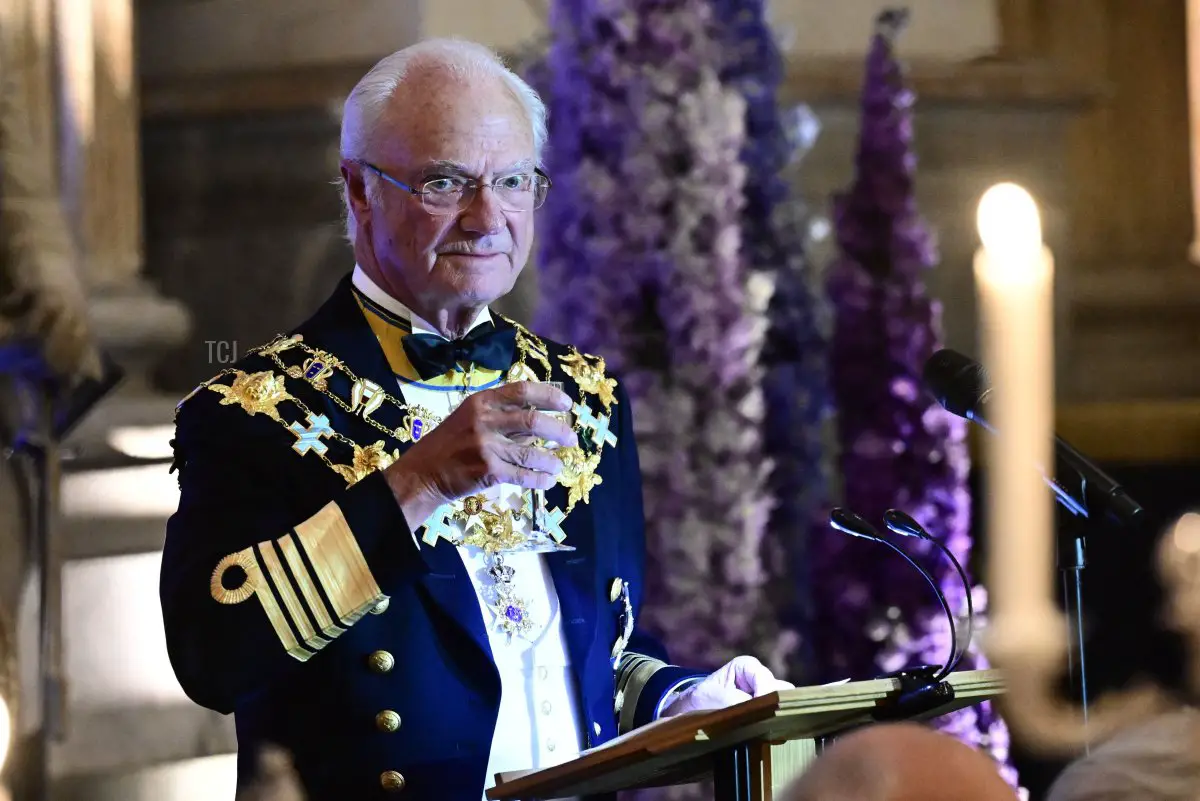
left=54, top=0, right=189, bottom=388
left=56, top=0, right=140, bottom=288
left=0, top=0, right=54, bottom=172
left=1188, top=0, right=1200, bottom=264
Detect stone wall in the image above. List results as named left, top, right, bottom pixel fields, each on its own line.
left=137, top=0, right=424, bottom=78
left=419, top=0, right=1000, bottom=57
left=137, top=0, right=1000, bottom=80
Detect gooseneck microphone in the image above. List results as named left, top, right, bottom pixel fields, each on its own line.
left=883, top=509, right=974, bottom=676
left=922, top=348, right=1144, bottom=529
left=829, top=508, right=958, bottom=682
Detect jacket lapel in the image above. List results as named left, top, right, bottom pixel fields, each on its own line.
left=297, top=276, right=495, bottom=672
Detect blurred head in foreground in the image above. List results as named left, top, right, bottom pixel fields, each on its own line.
left=1046, top=708, right=1200, bottom=801
left=781, top=722, right=1018, bottom=801
left=236, top=746, right=305, bottom=801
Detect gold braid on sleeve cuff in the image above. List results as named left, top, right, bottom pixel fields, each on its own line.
left=615, top=653, right=670, bottom=734
left=209, top=501, right=386, bottom=661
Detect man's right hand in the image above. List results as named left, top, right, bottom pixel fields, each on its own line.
left=383, top=381, right=579, bottom=529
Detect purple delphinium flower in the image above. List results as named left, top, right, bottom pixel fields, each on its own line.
left=817, top=8, right=1020, bottom=788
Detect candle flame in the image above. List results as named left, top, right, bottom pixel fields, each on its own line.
left=977, top=183, right=1042, bottom=264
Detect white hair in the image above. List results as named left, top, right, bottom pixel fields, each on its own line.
left=338, top=38, right=548, bottom=244
left=1046, top=708, right=1200, bottom=801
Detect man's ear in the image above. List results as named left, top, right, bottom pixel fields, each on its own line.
left=340, top=159, right=370, bottom=219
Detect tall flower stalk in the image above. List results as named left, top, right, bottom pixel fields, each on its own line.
left=537, top=0, right=776, bottom=672
left=818, top=8, right=1019, bottom=787
left=707, top=0, right=831, bottom=677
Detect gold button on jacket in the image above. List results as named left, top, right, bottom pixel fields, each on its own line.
left=375, top=710, right=401, bottom=733
left=367, top=650, right=395, bottom=674
left=380, top=770, right=406, bottom=792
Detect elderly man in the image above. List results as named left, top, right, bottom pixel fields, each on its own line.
left=161, top=38, right=789, bottom=801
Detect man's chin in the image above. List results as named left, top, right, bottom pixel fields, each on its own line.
left=440, top=277, right=518, bottom=308
left=437, top=255, right=518, bottom=291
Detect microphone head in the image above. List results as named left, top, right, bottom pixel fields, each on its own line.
left=884, top=509, right=929, bottom=539
left=922, top=349, right=989, bottom=418
left=830, top=507, right=883, bottom=541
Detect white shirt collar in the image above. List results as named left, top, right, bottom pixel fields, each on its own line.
left=351, top=264, right=493, bottom=338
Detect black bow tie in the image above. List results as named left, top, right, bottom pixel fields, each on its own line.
left=401, top=321, right=517, bottom=380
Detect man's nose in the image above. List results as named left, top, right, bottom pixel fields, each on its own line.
left=459, top=185, right=506, bottom=235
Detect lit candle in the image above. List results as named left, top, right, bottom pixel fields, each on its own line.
left=974, top=183, right=1060, bottom=658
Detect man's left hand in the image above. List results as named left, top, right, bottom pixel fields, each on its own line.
left=660, top=656, right=794, bottom=718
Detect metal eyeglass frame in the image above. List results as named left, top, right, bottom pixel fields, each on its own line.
left=359, top=161, right=552, bottom=214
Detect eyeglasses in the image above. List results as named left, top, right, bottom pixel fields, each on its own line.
left=361, top=162, right=552, bottom=215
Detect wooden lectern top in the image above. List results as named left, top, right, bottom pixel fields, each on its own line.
left=488, top=669, right=1004, bottom=800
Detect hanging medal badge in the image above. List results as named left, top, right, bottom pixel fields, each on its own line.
left=485, top=556, right=534, bottom=640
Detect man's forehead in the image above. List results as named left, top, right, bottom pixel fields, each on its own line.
left=377, top=108, right=535, bottom=174
left=386, top=73, right=529, bottom=135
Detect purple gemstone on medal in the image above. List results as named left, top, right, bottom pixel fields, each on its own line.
left=411, top=418, right=424, bottom=440
left=304, top=362, right=325, bottom=379
left=505, top=605, right=523, bottom=622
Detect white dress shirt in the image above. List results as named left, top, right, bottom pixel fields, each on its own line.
left=352, top=267, right=584, bottom=800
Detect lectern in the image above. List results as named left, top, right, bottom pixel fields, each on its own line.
left=488, top=669, right=1004, bottom=801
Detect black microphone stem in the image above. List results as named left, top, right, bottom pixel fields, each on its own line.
left=884, top=510, right=975, bottom=676
left=942, top=546, right=973, bottom=672
left=884, top=543, right=958, bottom=684
left=829, top=509, right=958, bottom=683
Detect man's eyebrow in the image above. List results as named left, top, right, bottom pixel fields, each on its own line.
left=502, top=159, right=536, bottom=173
left=418, top=159, right=536, bottom=176
left=420, top=160, right=471, bottom=176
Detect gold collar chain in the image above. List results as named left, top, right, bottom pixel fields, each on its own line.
left=183, top=317, right=621, bottom=543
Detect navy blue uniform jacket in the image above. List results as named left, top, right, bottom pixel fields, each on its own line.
left=160, top=277, right=704, bottom=800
